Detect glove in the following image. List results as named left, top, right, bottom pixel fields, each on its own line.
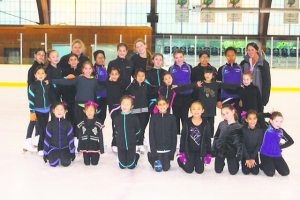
left=178, top=152, right=187, bottom=165
left=71, top=153, right=76, bottom=161
left=43, top=155, right=48, bottom=163
left=66, top=74, right=76, bottom=79
left=30, top=113, right=37, bottom=121
left=204, top=154, right=212, bottom=165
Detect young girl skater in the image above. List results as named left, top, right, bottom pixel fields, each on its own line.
left=260, top=111, right=294, bottom=176
left=169, top=50, right=193, bottom=135
left=213, top=105, right=243, bottom=175
left=28, top=67, right=51, bottom=155
left=51, top=61, right=106, bottom=127
left=177, top=101, right=212, bottom=174
left=94, top=50, right=108, bottom=123
left=106, top=67, right=127, bottom=153
left=146, top=53, right=167, bottom=111
left=147, top=96, right=177, bottom=172
left=24, top=48, right=46, bottom=152
left=115, top=95, right=141, bottom=169
left=77, top=101, right=104, bottom=166
left=43, top=102, right=75, bottom=167
left=46, top=50, right=62, bottom=105
left=241, top=110, right=264, bottom=175
left=125, top=69, right=152, bottom=153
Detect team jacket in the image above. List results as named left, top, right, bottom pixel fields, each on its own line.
left=95, top=64, right=108, bottom=98
left=149, top=113, right=177, bottom=156
left=107, top=57, right=133, bottom=88
left=43, top=117, right=75, bottom=156
left=77, top=118, right=104, bottom=153
left=216, top=63, right=242, bottom=100
left=115, top=112, right=141, bottom=151
left=239, top=83, right=263, bottom=113
left=241, top=126, right=264, bottom=160
left=213, top=121, right=243, bottom=159
left=191, top=63, right=217, bottom=82
left=260, top=125, right=294, bottom=158
left=179, top=118, right=212, bottom=157
left=169, top=62, right=192, bottom=95
left=106, top=80, right=127, bottom=109
left=28, top=80, right=51, bottom=113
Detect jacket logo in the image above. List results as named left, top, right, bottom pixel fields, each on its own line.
left=82, top=127, right=86, bottom=135
left=92, top=127, right=98, bottom=135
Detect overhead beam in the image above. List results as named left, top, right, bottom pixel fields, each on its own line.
left=36, top=0, right=50, bottom=24
left=258, top=0, right=272, bottom=50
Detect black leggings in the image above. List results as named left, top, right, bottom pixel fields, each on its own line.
left=135, top=112, right=150, bottom=145
left=172, top=94, right=192, bottom=135
left=36, top=112, right=49, bottom=151
left=260, top=154, right=290, bottom=177
left=26, top=120, right=39, bottom=139
left=241, top=156, right=260, bottom=175
left=177, top=152, right=204, bottom=174
left=96, top=97, right=107, bottom=124
left=83, top=152, right=100, bottom=165
left=215, top=156, right=239, bottom=175
left=204, top=116, right=215, bottom=138
left=148, top=152, right=171, bottom=171
left=118, top=147, right=139, bottom=169
left=48, top=148, right=71, bottom=167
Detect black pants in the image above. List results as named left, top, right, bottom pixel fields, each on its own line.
left=241, top=156, right=260, bottom=175
left=61, top=86, right=76, bottom=127
left=26, top=120, right=39, bottom=139
left=109, top=105, right=120, bottom=146
left=48, top=148, right=71, bottom=167
left=177, top=152, right=204, bottom=174
left=118, top=147, right=139, bottom=169
left=215, top=156, right=239, bottom=175
left=36, top=112, right=49, bottom=151
left=83, top=152, right=100, bottom=165
left=204, top=116, right=215, bottom=138
left=172, top=94, right=192, bottom=135
left=148, top=152, right=171, bottom=171
left=135, top=112, right=150, bottom=145
left=96, top=97, right=107, bottom=124
left=260, top=154, right=290, bottom=177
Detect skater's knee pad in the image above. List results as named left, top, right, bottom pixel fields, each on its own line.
left=278, top=169, right=290, bottom=176
left=264, top=170, right=275, bottom=177
left=61, top=159, right=71, bottom=167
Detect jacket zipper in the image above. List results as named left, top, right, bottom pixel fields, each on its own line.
left=40, top=81, right=46, bottom=108
left=157, top=69, right=161, bottom=86
left=123, top=114, right=129, bottom=150
left=58, top=118, right=61, bottom=149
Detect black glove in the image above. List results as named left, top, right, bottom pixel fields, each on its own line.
left=71, top=153, right=76, bottom=161
left=43, top=155, right=48, bottom=163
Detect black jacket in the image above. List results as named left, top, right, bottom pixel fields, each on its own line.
left=240, top=57, right=271, bottom=106
left=239, top=83, right=263, bottom=113
left=149, top=113, right=177, bottom=157
left=131, top=53, right=148, bottom=72
left=125, top=80, right=150, bottom=111
left=44, top=117, right=75, bottom=155
left=46, top=64, right=63, bottom=104
left=28, top=80, right=50, bottom=112
left=180, top=118, right=211, bottom=157
left=77, top=118, right=104, bottom=153
left=191, top=63, right=217, bottom=82
left=106, top=80, right=127, bottom=108
left=115, top=112, right=141, bottom=151
left=241, top=126, right=264, bottom=160
left=146, top=68, right=167, bottom=101
left=213, top=121, right=243, bottom=159
left=107, top=57, right=133, bottom=88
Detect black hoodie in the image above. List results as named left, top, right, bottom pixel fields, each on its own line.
left=108, top=57, right=133, bottom=88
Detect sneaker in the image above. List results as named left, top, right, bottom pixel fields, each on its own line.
left=38, top=150, right=44, bottom=156
left=112, top=146, right=118, bottom=153
left=23, top=139, right=37, bottom=152
left=32, top=135, right=40, bottom=147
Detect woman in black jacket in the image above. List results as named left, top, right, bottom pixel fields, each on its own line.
left=240, top=42, right=271, bottom=110
left=148, top=96, right=177, bottom=172
left=177, top=101, right=212, bottom=174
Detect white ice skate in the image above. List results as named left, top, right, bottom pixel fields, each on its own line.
left=38, top=150, right=44, bottom=156
left=112, top=146, right=118, bottom=153
left=137, top=145, right=145, bottom=154
left=23, top=138, right=37, bottom=152
left=176, top=135, right=181, bottom=149
left=32, top=135, right=40, bottom=147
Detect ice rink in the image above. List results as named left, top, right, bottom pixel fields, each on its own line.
left=0, top=87, right=299, bottom=200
